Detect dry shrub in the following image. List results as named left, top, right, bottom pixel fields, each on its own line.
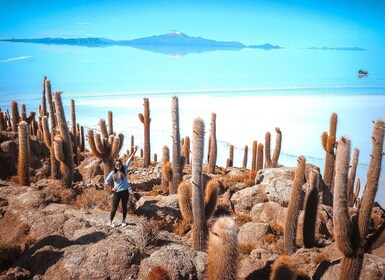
left=270, top=222, right=283, bottom=236
left=128, top=216, right=160, bottom=253
left=173, top=219, right=191, bottom=235
left=74, top=188, right=110, bottom=211
left=234, top=214, right=252, bottom=227
left=146, top=266, right=172, bottom=280
left=244, top=170, right=257, bottom=186
left=372, top=213, right=385, bottom=227
left=44, top=180, right=76, bottom=205
left=239, top=242, right=255, bottom=256
left=264, top=233, right=278, bottom=244
left=312, top=253, right=329, bottom=265
left=221, top=173, right=246, bottom=188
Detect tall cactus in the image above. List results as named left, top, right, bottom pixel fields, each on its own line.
left=41, top=76, right=48, bottom=117
left=303, top=170, right=319, bottom=248
left=87, top=115, right=124, bottom=179
left=226, top=145, right=234, bottom=169
left=347, top=148, right=359, bottom=207
left=242, top=145, right=248, bottom=170
left=333, top=119, right=385, bottom=280
left=182, top=136, right=190, bottom=165
left=70, top=99, right=79, bottom=165
left=45, top=79, right=59, bottom=178
left=206, top=216, right=238, bottom=280
left=256, top=142, right=264, bottom=172
left=272, top=127, right=282, bottom=167
left=264, top=131, right=272, bottom=168
left=170, top=96, right=185, bottom=193
left=18, top=121, right=30, bottom=186
left=322, top=112, right=337, bottom=193
left=251, top=140, right=257, bottom=171
left=161, top=145, right=171, bottom=189
left=284, top=155, right=306, bottom=255
left=11, top=101, right=20, bottom=132
left=138, top=97, right=151, bottom=167
left=191, top=117, right=207, bottom=251
left=208, top=113, right=217, bottom=174
left=53, top=92, right=74, bottom=188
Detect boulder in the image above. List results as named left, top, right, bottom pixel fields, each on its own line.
left=138, top=244, right=207, bottom=280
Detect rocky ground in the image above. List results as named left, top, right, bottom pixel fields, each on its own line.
left=0, top=131, right=385, bottom=280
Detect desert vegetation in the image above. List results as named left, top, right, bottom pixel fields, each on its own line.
left=0, top=77, right=384, bottom=279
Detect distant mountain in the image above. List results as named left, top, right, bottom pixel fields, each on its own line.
left=0, top=31, right=282, bottom=55
left=307, top=46, right=366, bottom=51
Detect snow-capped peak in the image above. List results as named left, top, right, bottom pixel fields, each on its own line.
left=168, top=30, right=182, bottom=35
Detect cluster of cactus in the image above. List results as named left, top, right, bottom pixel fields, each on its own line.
left=284, top=156, right=320, bottom=254
left=176, top=117, right=221, bottom=251
left=138, top=97, right=151, bottom=167
left=333, top=119, right=385, bottom=280
left=0, top=101, right=37, bottom=136
left=87, top=111, right=124, bottom=178
left=52, top=92, right=74, bottom=188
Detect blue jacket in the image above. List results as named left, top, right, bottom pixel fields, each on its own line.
left=104, top=157, right=133, bottom=192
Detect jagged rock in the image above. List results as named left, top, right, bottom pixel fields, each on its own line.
left=135, top=194, right=181, bottom=223
left=318, top=253, right=385, bottom=280
left=230, top=185, right=268, bottom=215
left=259, top=201, right=287, bottom=229
left=138, top=244, right=207, bottom=280
left=238, top=222, right=270, bottom=246
left=76, top=156, right=103, bottom=185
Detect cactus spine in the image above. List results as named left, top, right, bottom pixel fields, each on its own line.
left=191, top=117, right=207, bottom=251
left=303, top=170, right=319, bottom=248
left=284, top=155, right=306, bottom=255
left=138, top=97, right=151, bottom=167
left=206, top=216, right=238, bottom=280
left=170, top=96, right=185, bottom=193
left=322, top=112, right=337, bottom=194
left=208, top=113, right=217, bottom=174
left=53, top=92, right=74, bottom=188
left=17, top=121, right=30, bottom=186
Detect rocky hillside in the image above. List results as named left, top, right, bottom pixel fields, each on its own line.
left=0, top=139, right=384, bottom=279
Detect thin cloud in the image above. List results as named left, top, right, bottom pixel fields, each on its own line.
left=76, top=21, right=93, bottom=25
left=0, top=56, right=31, bottom=63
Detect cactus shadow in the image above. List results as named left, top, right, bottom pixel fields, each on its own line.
left=312, top=259, right=340, bottom=280
left=245, top=260, right=273, bottom=280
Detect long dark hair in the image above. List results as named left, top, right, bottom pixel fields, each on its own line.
left=113, top=159, right=126, bottom=181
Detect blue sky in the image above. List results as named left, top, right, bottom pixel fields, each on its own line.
left=0, top=0, right=384, bottom=49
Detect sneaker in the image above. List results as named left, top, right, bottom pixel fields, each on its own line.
left=107, top=221, right=115, bottom=228
left=121, top=220, right=128, bottom=227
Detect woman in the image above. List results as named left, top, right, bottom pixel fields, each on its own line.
left=105, top=146, right=138, bottom=227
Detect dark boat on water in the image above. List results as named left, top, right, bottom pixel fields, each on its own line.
left=358, top=69, right=368, bottom=77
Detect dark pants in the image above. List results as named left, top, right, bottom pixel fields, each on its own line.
left=110, top=189, right=129, bottom=221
